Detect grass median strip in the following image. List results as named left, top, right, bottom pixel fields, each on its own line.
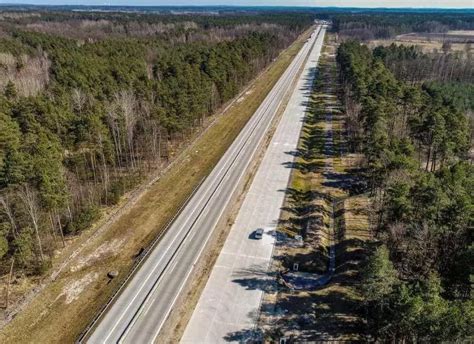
left=0, top=28, right=314, bottom=344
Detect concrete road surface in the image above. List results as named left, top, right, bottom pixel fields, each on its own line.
left=181, top=26, right=326, bottom=344
left=83, top=26, right=324, bottom=344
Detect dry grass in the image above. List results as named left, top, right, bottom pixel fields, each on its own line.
left=0, top=27, right=314, bottom=344
left=447, top=30, right=474, bottom=36
left=367, top=38, right=471, bottom=54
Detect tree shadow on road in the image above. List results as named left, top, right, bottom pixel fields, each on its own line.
left=223, top=327, right=264, bottom=343
left=231, top=264, right=277, bottom=293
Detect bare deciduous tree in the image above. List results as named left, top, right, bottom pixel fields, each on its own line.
left=19, top=185, right=44, bottom=262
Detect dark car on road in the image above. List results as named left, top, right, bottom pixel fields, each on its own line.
left=254, top=228, right=264, bottom=239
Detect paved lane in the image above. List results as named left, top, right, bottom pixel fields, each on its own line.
left=181, top=26, right=326, bottom=344
left=84, top=26, right=323, bottom=344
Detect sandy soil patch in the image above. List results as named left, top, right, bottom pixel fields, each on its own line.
left=60, top=272, right=99, bottom=305
left=70, top=239, right=124, bottom=273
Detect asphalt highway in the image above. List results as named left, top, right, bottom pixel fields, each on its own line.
left=181, top=25, right=326, bottom=343
left=84, top=25, right=323, bottom=344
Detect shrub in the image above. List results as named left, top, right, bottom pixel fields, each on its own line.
left=65, top=205, right=100, bottom=235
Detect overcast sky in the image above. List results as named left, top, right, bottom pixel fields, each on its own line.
left=1, top=0, right=472, bottom=8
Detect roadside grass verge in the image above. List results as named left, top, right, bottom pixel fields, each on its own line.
left=0, top=27, right=314, bottom=344
left=276, top=87, right=329, bottom=274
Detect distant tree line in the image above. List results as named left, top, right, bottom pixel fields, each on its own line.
left=333, top=13, right=474, bottom=40
left=337, top=40, right=473, bottom=341
left=0, top=10, right=314, bottom=43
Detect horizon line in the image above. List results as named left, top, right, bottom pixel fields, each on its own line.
left=0, top=3, right=473, bottom=10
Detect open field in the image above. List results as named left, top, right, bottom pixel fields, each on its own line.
left=368, top=39, right=471, bottom=53
left=448, top=30, right=474, bottom=36
left=259, top=34, right=371, bottom=342
left=0, top=27, right=314, bottom=344
left=368, top=31, right=473, bottom=53
left=397, top=31, right=474, bottom=43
